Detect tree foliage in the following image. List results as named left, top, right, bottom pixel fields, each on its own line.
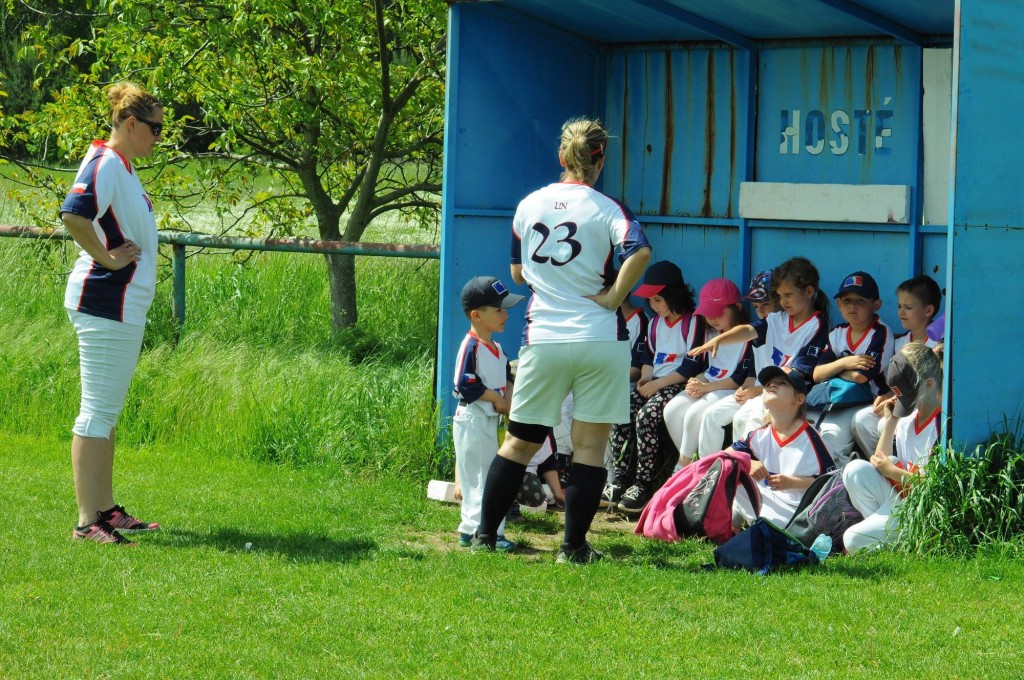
left=0, top=0, right=447, bottom=330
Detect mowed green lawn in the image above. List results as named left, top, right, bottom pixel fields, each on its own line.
left=2, top=430, right=1022, bottom=679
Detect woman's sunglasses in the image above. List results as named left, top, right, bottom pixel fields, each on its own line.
left=135, top=116, right=163, bottom=137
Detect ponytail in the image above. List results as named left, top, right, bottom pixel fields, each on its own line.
left=812, top=288, right=831, bottom=329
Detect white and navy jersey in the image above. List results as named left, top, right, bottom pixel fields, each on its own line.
left=893, top=407, right=941, bottom=470
left=894, top=332, right=939, bottom=354
left=732, top=421, right=836, bottom=505
left=820, top=316, right=895, bottom=395
left=623, top=308, right=649, bottom=369
left=750, top=311, right=828, bottom=380
left=702, top=332, right=752, bottom=387
left=511, top=182, right=649, bottom=345
left=60, top=140, right=158, bottom=326
left=452, top=331, right=511, bottom=417
left=645, top=313, right=707, bottom=380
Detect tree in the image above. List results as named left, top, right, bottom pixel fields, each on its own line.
left=1, top=0, right=447, bottom=331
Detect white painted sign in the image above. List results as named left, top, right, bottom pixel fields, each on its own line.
left=739, top=182, right=911, bottom=224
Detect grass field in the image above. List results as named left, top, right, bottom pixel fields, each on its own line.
left=3, top=175, right=1024, bottom=677
left=3, top=431, right=1024, bottom=678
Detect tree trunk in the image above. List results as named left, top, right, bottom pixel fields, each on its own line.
left=324, top=252, right=358, bottom=331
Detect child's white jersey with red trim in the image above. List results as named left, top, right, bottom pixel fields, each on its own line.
left=894, top=407, right=941, bottom=470
left=894, top=332, right=939, bottom=353
left=60, top=140, right=158, bottom=326
left=647, top=313, right=705, bottom=379
left=452, top=331, right=510, bottom=417
left=751, top=311, right=828, bottom=379
left=822, top=316, right=896, bottom=395
left=731, top=421, right=835, bottom=505
left=702, top=330, right=751, bottom=385
left=511, top=182, right=649, bottom=345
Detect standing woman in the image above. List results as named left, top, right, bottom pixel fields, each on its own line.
left=471, top=117, right=652, bottom=563
left=60, top=82, right=164, bottom=543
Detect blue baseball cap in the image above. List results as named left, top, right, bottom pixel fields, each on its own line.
left=461, top=276, right=524, bottom=312
left=743, top=270, right=773, bottom=302
left=758, top=365, right=810, bottom=396
left=835, top=271, right=880, bottom=300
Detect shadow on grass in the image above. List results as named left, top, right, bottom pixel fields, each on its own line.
left=159, top=527, right=378, bottom=564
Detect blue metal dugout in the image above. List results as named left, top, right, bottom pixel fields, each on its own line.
left=437, top=0, right=1024, bottom=447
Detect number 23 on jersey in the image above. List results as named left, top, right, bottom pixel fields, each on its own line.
left=529, top=221, right=582, bottom=266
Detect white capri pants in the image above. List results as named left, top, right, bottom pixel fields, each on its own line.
left=698, top=394, right=743, bottom=457
left=68, top=311, right=145, bottom=440
left=664, top=390, right=728, bottom=461
left=842, top=459, right=903, bottom=553
left=452, top=404, right=506, bottom=537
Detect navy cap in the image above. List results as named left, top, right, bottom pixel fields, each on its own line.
left=743, top=270, right=773, bottom=302
left=461, top=276, right=524, bottom=312
left=758, top=365, right=810, bottom=396
left=835, top=271, right=880, bottom=300
left=634, top=261, right=684, bottom=298
left=886, top=350, right=919, bottom=417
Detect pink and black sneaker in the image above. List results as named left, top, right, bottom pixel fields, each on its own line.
left=73, top=520, right=133, bottom=544
left=99, top=505, right=160, bottom=533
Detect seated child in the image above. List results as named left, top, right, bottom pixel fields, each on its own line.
left=728, top=366, right=836, bottom=526
left=452, top=276, right=523, bottom=551
left=810, top=271, right=895, bottom=466
left=843, top=342, right=943, bottom=553
left=605, top=261, right=707, bottom=515
left=852, top=274, right=942, bottom=456
left=697, top=270, right=780, bottom=457
left=663, top=278, right=752, bottom=467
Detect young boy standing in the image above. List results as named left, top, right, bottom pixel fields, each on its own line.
left=452, top=276, right=523, bottom=550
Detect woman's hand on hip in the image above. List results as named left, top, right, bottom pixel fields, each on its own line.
left=104, top=240, right=142, bottom=270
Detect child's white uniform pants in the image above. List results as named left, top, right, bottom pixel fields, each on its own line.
left=453, top=404, right=506, bottom=537
left=842, top=459, right=902, bottom=553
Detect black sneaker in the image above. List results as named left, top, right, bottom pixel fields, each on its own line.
left=505, top=503, right=525, bottom=524
left=556, top=540, right=604, bottom=565
left=469, top=533, right=496, bottom=552
left=599, top=483, right=625, bottom=508
left=617, top=483, right=652, bottom=515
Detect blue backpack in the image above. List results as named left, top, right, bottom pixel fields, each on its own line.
left=712, top=519, right=818, bottom=575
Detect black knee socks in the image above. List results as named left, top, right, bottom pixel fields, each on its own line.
left=562, top=462, right=608, bottom=548
left=478, top=456, right=527, bottom=538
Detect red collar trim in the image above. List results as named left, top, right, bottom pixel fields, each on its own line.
left=771, top=420, right=809, bottom=447
left=469, top=331, right=500, bottom=358
left=914, top=407, right=942, bottom=435
left=846, top=316, right=878, bottom=352
left=624, top=308, right=642, bottom=323
left=789, top=311, right=820, bottom=333
left=99, top=141, right=133, bottom=173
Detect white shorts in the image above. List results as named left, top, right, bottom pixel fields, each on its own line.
left=510, top=341, right=630, bottom=426
left=68, top=310, right=145, bottom=439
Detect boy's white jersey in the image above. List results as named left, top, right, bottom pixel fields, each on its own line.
left=452, top=332, right=510, bottom=417
left=732, top=421, right=835, bottom=506
left=823, top=316, right=896, bottom=395
left=893, top=407, right=941, bottom=470
left=647, top=313, right=705, bottom=379
left=751, top=311, right=828, bottom=379
left=60, top=140, right=158, bottom=326
left=512, top=182, right=649, bottom=345
left=894, top=332, right=939, bottom=353
left=702, top=331, right=751, bottom=385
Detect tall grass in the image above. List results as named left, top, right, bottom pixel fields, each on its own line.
left=0, top=235, right=449, bottom=478
left=898, top=420, right=1024, bottom=556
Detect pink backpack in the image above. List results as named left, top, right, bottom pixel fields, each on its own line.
left=636, top=450, right=760, bottom=545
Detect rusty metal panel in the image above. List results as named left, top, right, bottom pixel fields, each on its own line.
left=604, top=47, right=748, bottom=218
left=755, top=45, right=921, bottom=186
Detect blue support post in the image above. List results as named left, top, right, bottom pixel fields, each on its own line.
left=172, top=243, right=186, bottom=338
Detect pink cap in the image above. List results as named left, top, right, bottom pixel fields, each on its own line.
left=694, top=278, right=741, bottom=319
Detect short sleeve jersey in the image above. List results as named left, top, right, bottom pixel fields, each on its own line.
left=820, top=316, right=896, bottom=395
left=750, top=311, right=828, bottom=379
left=702, top=333, right=752, bottom=386
left=647, top=314, right=707, bottom=380
left=893, top=407, right=941, bottom=470
left=511, top=182, right=649, bottom=345
left=624, top=308, right=649, bottom=369
left=731, top=421, right=835, bottom=505
left=894, top=332, right=939, bottom=353
left=60, top=141, right=158, bottom=326
left=452, top=331, right=510, bottom=417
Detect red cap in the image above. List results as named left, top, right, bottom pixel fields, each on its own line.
left=694, top=278, right=741, bottom=319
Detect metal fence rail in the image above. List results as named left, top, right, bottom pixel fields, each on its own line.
left=0, top=225, right=440, bottom=331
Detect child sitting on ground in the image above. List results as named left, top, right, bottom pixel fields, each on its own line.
left=451, top=276, right=523, bottom=551
left=852, top=274, right=942, bottom=457
left=843, top=342, right=943, bottom=553
left=811, top=271, right=895, bottom=467
left=728, top=366, right=836, bottom=526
